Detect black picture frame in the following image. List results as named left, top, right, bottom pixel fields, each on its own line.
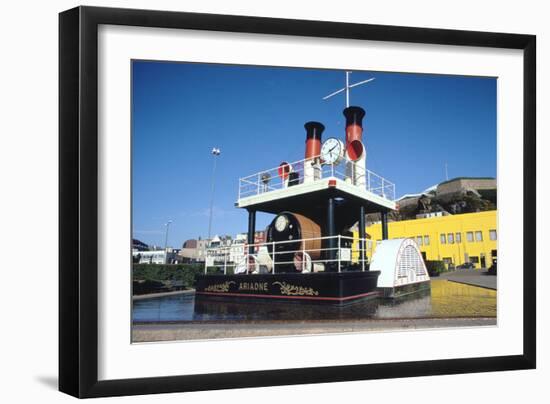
left=59, top=5, right=536, bottom=398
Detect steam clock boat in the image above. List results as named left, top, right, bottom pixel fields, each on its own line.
left=195, top=102, right=430, bottom=304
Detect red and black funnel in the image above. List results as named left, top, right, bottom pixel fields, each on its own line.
left=343, top=106, right=366, bottom=161
left=304, top=121, right=325, bottom=159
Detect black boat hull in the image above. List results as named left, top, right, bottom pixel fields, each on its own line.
left=195, top=271, right=381, bottom=304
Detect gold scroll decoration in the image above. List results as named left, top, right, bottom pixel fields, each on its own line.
left=273, top=281, right=319, bottom=296
left=204, top=281, right=235, bottom=293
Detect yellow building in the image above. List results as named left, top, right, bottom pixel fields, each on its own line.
left=354, top=211, right=497, bottom=269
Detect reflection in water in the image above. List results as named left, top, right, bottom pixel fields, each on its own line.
left=132, top=279, right=496, bottom=323
left=430, top=280, right=497, bottom=317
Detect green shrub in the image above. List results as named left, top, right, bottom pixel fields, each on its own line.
left=205, top=266, right=235, bottom=275
left=133, top=280, right=165, bottom=295
left=425, top=260, right=446, bottom=276
left=132, top=263, right=204, bottom=289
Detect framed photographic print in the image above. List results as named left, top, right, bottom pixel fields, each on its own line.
left=59, top=6, right=536, bottom=398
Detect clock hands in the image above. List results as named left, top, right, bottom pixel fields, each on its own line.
left=321, top=138, right=343, bottom=164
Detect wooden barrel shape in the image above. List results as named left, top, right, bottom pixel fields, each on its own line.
left=293, top=213, right=322, bottom=260
left=267, top=212, right=322, bottom=261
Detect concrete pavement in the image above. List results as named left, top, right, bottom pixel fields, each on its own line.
left=132, top=317, right=496, bottom=342
left=439, top=269, right=497, bottom=290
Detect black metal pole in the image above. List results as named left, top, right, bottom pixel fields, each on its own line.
left=247, top=209, right=256, bottom=255
left=381, top=211, right=388, bottom=240
left=359, top=205, right=366, bottom=267
left=327, top=197, right=336, bottom=270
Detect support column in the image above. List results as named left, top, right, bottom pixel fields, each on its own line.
left=359, top=205, right=366, bottom=267
left=381, top=211, right=388, bottom=240
left=327, top=197, right=336, bottom=270
left=247, top=209, right=256, bottom=255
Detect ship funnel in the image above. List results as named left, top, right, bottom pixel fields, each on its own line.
left=304, top=121, right=324, bottom=160
left=343, top=106, right=367, bottom=186
left=303, top=121, right=324, bottom=184
left=343, top=106, right=366, bottom=160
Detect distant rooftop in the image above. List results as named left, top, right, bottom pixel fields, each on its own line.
left=396, top=184, right=437, bottom=202
left=182, top=239, right=198, bottom=249
left=438, top=177, right=495, bottom=186
left=397, top=177, right=495, bottom=201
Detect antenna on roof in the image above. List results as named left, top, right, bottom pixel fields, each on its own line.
left=323, top=71, right=375, bottom=108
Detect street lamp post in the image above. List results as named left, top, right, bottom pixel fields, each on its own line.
left=164, top=220, right=172, bottom=264
left=208, top=147, right=221, bottom=241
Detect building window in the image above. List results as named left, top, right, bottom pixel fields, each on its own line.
left=424, top=235, right=430, bottom=245
left=456, top=232, right=462, bottom=243
left=470, top=256, right=479, bottom=264
left=448, top=233, right=454, bottom=244
left=489, top=229, right=497, bottom=241
left=475, top=231, right=483, bottom=242
left=416, top=236, right=423, bottom=246
left=440, top=234, right=446, bottom=244
left=466, top=231, right=474, bottom=242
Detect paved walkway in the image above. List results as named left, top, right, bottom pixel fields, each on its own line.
left=440, top=269, right=497, bottom=290
left=132, top=317, right=496, bottom=342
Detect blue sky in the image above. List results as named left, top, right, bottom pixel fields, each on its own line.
left=132, top=61, right=496, bottom=248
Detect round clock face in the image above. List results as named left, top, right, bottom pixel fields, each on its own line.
left=275, top=215, right=289, bottom=232
left=320, top=138, right=344, bottom=165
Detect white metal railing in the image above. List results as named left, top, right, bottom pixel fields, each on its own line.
left=238, top=155, right=395, bottom=201
left=203, top=235, right=374, bottom=275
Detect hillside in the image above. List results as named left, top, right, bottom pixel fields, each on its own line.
left=367, top=177, right=497, bottom=225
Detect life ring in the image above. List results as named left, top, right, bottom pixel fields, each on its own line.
left=277, top=161, right=292, bottom=180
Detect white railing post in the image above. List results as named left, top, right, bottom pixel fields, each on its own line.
left=338, top=235, right=341, bottom=273
left=367, top=171, right=371, bottom=191
left=224, top=248, right=227, bottom=275
left=272, top=241, right=276, bottom=274
left=249, top=246, right=253, bottom=275
left=302, top=244, right=305, bottom=272
left=331, top=162, right=334, bottom=178
left=245, top=248, right=249, bottom=275
left=361, top=238, right=365, bottom=272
